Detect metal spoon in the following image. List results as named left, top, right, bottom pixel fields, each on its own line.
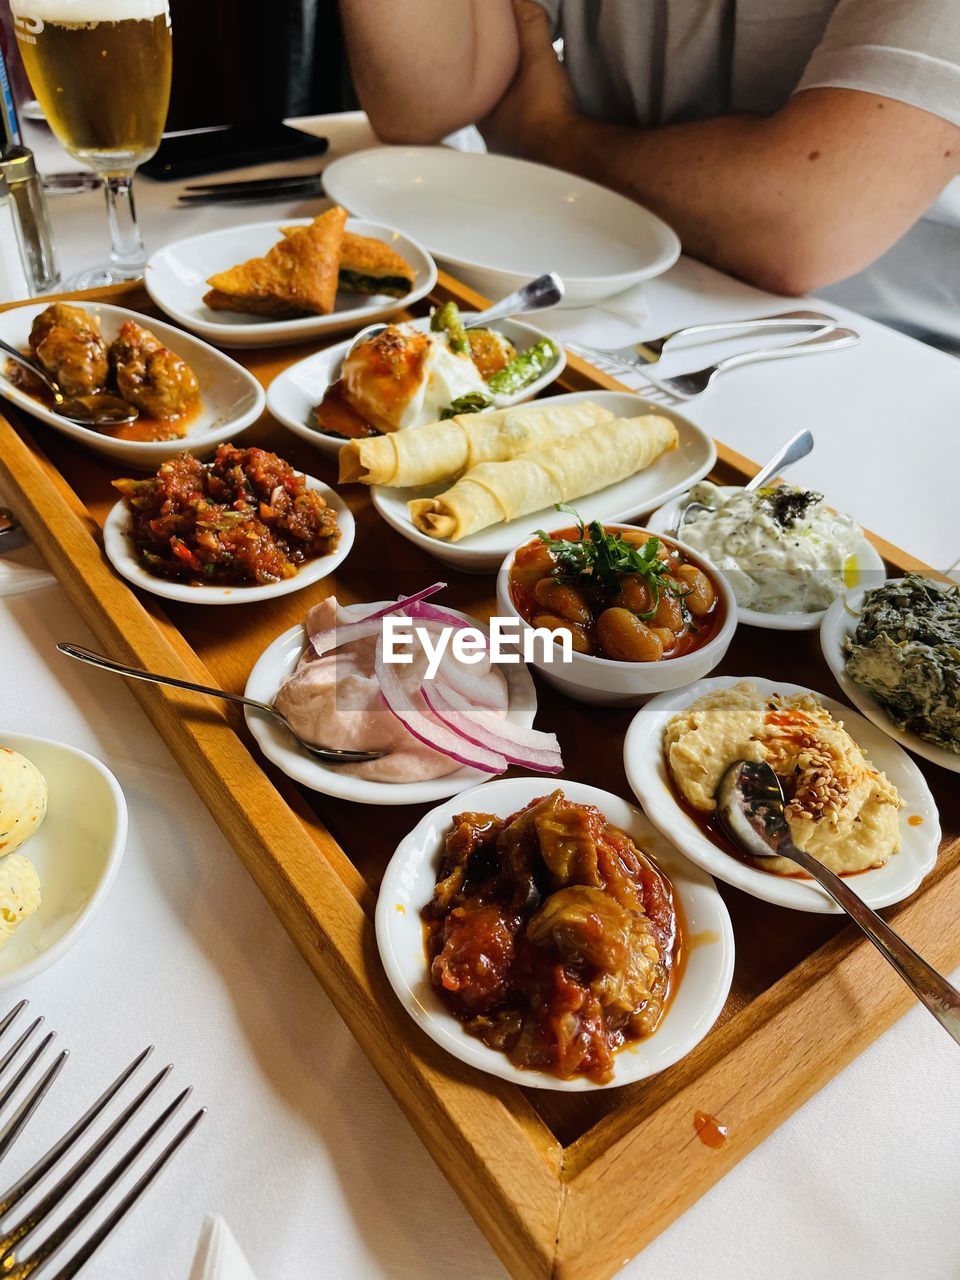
left=345, top=271, right=565, bottom=357
left=674, top=428, right=815, bottom=537
left=56, top=643, right=385, bottom=765
left=717, top=759, right=960, bottom=1046
left=0, top=340, right=138, bottom=428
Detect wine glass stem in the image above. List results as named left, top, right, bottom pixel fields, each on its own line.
left=103, top=175, right=146, bottom=277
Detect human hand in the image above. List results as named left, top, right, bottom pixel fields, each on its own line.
left=479, top=0, right=578, bottom=162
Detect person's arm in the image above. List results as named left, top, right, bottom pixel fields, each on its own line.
left=339, top=0, right=520, bottom=144
left=480, top=2, right=960, bottom=295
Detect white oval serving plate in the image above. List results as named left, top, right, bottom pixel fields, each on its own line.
left=0, top=302, right=265, bottom=469
left=821, top=585, right=960, bottom=774
left=369, top=390, right=716, bottom=573
left=267, top=314, right=566, bottom=459
left=103, top=476, right=354, bottom=605
left=323, top=148, right=681, bottom=307
left=0, top=733, right=127, bottom=989
left=623, top=675, right=940, bottom=913
left=244, top=603, right=540, bottom=805
left=145, top=216, right=437, bottom=348
left=647, top=489, right=886, bottom=631
left=376, top=775, right=734, bottom=1089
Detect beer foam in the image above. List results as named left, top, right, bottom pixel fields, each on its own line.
left=12, top=0, right=168, bottom=22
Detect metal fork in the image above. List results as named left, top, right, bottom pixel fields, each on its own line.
left=0, top=1039, right=203, bottom=1278
left=0, top=1002, right=67, bottom=1165
left=567, top=308, right=836, bottom=369
left=637, top=327, right=861, bottom=400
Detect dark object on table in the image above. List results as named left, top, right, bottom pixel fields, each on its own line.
left=140, top=123, right=328, bottom=181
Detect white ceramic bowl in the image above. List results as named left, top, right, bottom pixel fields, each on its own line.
left=145, top=217, right=437, bottom=348
left=623, top=675, right=941, bottom=913
left=821, top=584, right=960, bottom=774
left=244, top=604, right=540, bottom=805
left=496, top=524, right=737, bottom=707
left=103, top=476, right=354, bottom=605
left=267, top=314, right=566, bottom=459
left=0, top=302, right=265, bottom=469
left=376, top=776, right=734, bottom=1090
left=323, top=148, right=681, bottom=307
left=0, top=733, right=127, bottom=988
left=371, top=390, right=716, bottom=574
left=648, top=489, right=886, bottom=631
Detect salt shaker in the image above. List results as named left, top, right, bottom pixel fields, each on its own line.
left=0, top=148, right=60, bottom=292
left=0, top=171, right=30, bottom=300
left=1, top=43, right=60, bottom=292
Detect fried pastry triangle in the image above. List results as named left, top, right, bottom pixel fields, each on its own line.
left=204, top=205, right=347, bottom=317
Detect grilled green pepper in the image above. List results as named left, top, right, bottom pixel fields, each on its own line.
left=430, top=300, right=469, bottom=354
left=486, top=339, right=558, bottom=396
left=439, top=392, right=494, bottom=419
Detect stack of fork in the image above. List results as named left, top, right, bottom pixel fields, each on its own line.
left=0, top=1000, right=203, bottom=1278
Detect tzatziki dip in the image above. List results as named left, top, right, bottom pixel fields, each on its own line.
left=679, top=483, right=862, bottom=614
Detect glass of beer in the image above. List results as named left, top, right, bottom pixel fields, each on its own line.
left=12, top=0, right=172, bottom=287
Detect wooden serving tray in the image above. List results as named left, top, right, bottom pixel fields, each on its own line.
left=1, top=278, right=957, bottom=1280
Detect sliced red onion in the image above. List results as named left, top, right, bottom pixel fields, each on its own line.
left=436, top=648, right=502, bottom=707
left=375, top=636, right=507, bottom=774
left=309, top=582, right=446, bottom=656
left=423, top=684, right=563, bottom=774
left=411, top=600, right=490, bottom=648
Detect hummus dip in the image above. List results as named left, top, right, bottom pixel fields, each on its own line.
left=665, top=682, right=901, bottom=876
left=276, top=597, right=508, bottom=783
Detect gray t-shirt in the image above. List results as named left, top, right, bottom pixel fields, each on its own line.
left=538, top=0, right=960, bottom=346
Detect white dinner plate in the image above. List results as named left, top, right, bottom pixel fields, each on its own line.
left=821, top=585, right=960, bottom=774
left=267, top=315, right=566, bottom=459
left=370, top=390, right=716, bottom=573
left=376, top=776, right=734, bottom=1090
left=323, top=148, right=681, bottom=307
left=0, top=733, right=127, bottom=989
left=623, top=675, right=941, bottom=914
left=0, top=302, right=265, bottom=469
left=647, top=490, right=886, bottom=631
left=244, top=605, right=539, bottom=805
left=103, top=476, right=354, bottom=605
left=145, top=217, right=437, bottom=349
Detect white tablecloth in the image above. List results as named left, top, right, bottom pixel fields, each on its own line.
left=4, top=111, right=960, bottom=1279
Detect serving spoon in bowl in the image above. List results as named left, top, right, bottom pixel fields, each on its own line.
left=56, top=643, right=385, bottom=764
left=717, top=759, right=960, bottom=1046
left=344, top=271, right=566, bottom=357
left=0, top=339, right=138, bottom=429
left=674, top=428, right=814, bottom=537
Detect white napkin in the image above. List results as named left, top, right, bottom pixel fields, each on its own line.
left=190, top=1216, right=258, bottom=1280
left=0, top=542, right=56, bottom=597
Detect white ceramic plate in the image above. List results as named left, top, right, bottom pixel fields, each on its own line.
left=623, top=675, right=940, bottom=914
left=370, top=390, right=716, bottom=573
left=103, top=476, right=354, bottom=605
left=145, top=217, right=437, bottom=349
left=0, top=733, right=127, bottom=988
left=821, top=585, right=960, bottom=774
left=647, top=490, right=886, bottom=631
left=376, top=776, right=734, bottom=1089
left=267, top=315, right=567, bottom=459
left=323, top=148, right=681, bottom=307
left=0, top=302, right=265, bottom=468
left=244, top=605, right=541, bottom=805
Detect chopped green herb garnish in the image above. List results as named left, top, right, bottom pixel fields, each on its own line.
left=757, top=486, right=823, bottom=529
left=534, top=504, right=687, bottom=621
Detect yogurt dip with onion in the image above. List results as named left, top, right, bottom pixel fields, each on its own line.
left=678, top=483, right=863, bottom=615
